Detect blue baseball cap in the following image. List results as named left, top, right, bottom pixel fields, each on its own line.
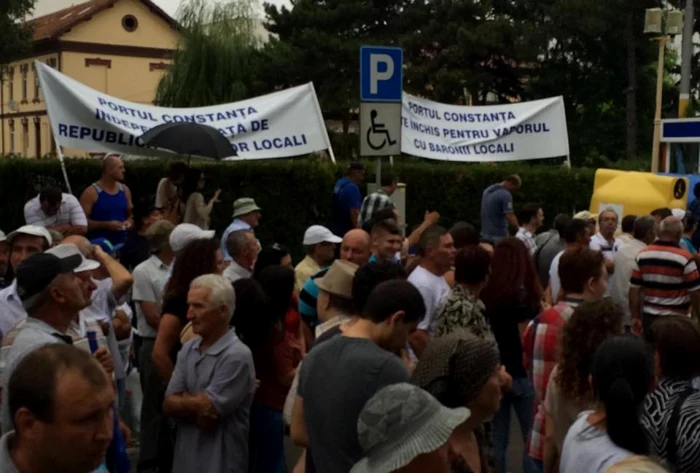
left=91, top=237, right=124, bottom=255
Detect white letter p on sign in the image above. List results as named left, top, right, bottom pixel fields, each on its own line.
left=370, top=54, right=394, bottom=95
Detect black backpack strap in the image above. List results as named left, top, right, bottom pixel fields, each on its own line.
left=668, top=387, right=696, bottom=467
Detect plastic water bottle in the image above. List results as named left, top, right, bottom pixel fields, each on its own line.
left=87, top=330, right=99, bottom=354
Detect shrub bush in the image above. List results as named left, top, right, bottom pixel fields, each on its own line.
left=0, top=156, right=595, bottom=259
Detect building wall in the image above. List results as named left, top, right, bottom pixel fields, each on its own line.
left=61, top=0, right=179, bottom=49
left=61, top=52, right=172, bottom=104
left=1, top=54, right=58, bottom=157
left=0, top=0, right=178, bottom=158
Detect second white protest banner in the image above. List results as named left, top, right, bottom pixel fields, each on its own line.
left=401, top=93, right=569, bottom=162
left=36, top=61, right=332, bottom=160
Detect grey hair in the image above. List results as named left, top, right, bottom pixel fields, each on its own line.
left=190, top=274, right=236, bottom=322
left=226, top=229, right=253, bottom=260
left=600, top=207, right=619, bottom=220
left=660, top=216, right=684, bottom=237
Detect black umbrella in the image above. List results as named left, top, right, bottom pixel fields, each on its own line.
left=139, top=122, right=237, bottom=160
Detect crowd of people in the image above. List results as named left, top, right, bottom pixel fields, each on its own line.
left=1, top=155, right=699, bottom=473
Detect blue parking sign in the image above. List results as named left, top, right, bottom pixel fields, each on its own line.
left=360, top=46, right=403, bottom=102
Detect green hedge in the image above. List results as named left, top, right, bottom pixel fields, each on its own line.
left=0, top=157, right=596, bottom=259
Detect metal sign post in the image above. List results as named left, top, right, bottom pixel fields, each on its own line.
left=359, top=46, right=403, bottom=185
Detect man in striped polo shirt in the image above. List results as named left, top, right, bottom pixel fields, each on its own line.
left=630, top=216, right=700, bottom=338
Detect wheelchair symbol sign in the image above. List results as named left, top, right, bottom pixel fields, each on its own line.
left=360, top=102, right=401, bottom=156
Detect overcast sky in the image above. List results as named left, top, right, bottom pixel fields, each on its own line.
left=31, top=0, right=292, bottom=19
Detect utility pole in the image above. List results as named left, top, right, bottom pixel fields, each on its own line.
left=679, top=0, right=694, bottom=118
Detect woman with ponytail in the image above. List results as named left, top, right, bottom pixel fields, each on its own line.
left=560, top=336, right=655, bottom=473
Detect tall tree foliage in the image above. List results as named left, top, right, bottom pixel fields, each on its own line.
left=263, top=0, right=409, bottom=156
left=520, top=0, right=660, bottom=162
left=0, top=0, right=34, bottom=66
left=401, top=0, right=539, bottom=105
left=155, top=0, right=264, bottom=107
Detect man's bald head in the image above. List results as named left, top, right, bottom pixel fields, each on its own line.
left=102, top=154, right=125, bottom=182
left=340, top=229, right=371, bottom=266
left=62, top=235, right=92, bottom=257
left=659, top=216, right=683, bottom=242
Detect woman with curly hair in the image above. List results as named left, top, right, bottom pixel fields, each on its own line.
left=480, top=237, right=543, bottom=473
left=543, top=299, right=624, bottom=473
left=152, top=238, right=226, bottom=382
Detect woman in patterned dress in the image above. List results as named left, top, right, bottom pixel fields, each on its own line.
left=433, top=245, right=493, bottom=340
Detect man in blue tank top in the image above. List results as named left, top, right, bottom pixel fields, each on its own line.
left=80, top=154, right=133, bottom=247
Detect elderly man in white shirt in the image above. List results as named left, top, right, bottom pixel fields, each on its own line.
left=223, top=229, right=259, bottom=283
left=609, top=215, right=656, bottom=329
left=24, top=186, right=87, bottom=236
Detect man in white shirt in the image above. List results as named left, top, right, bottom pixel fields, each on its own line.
left=223, top=230, right=259, bottom=283
left=221, top=198, right=261, bottom=260
left=0, top=226, right=52, bottom=338
left=590, top=208, right=622, bottom=265
left=407, top=225, right=456, bottom=356
left=516, top=203, right=544, bottom=255
left=24, top=186, right=87, bottom=236
left=609, top=215, right=656, bottom=329
left=132, top=220, right=175, bottom=472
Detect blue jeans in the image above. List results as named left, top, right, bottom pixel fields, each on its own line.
left=250, top=403, right=285, bottom=473
left=492, top=376, right=538, bottom=473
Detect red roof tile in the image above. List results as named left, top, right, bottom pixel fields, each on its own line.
left=27, top=0, right=178, bottom=42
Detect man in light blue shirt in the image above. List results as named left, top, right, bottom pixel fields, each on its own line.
left=221, top=198, right=261, bottom=260
left=164, top=274, right=255, bottom=473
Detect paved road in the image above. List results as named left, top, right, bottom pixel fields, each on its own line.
left=127, top=371, right=526, bottom=473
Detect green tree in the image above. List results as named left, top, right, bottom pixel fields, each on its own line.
left=522, top=0, right=660, bottom=162
left=400, top=0, right=539, bottom=105
left=155, top=0, right=264, bottom=107
left=0, top=0, right=34, bottom=66
left=262, top=0, right=409, bottom=158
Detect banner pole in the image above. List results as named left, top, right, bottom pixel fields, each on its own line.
left=56, top=145, right=73, bottom=195
left=309, top=83, right=336, bottom=163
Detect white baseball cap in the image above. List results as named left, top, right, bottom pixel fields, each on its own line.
left=170, top=223, right=215, bottom=253
left=7, top=225, right=52, bottom=247
left=46, top=243, right=101, bottom=273
left=672, top=208, right=687, bottom=220
left=303, top=225, right=342, bottom=245
left=0, top=230, right=6, bottom=243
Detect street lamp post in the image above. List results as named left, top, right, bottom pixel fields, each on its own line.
left=645, top=8, right=683, bottom=173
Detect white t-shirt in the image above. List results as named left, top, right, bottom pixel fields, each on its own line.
left=560, top=411, right=632, bottom=473
left=549, top=250, right=564, bottom=303
left=589, top=233, right=622, bottom=262
left=155, top=177, right=177, bottom=209
left=408, top=265, right=450, bottom=333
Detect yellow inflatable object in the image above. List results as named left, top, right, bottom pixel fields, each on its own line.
left=589, top=169, right=688, bottom=219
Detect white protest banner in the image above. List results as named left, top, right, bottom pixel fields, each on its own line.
left=36, top=61, right=334, bottom=160
left=401, top=93, right=569, bottom=162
